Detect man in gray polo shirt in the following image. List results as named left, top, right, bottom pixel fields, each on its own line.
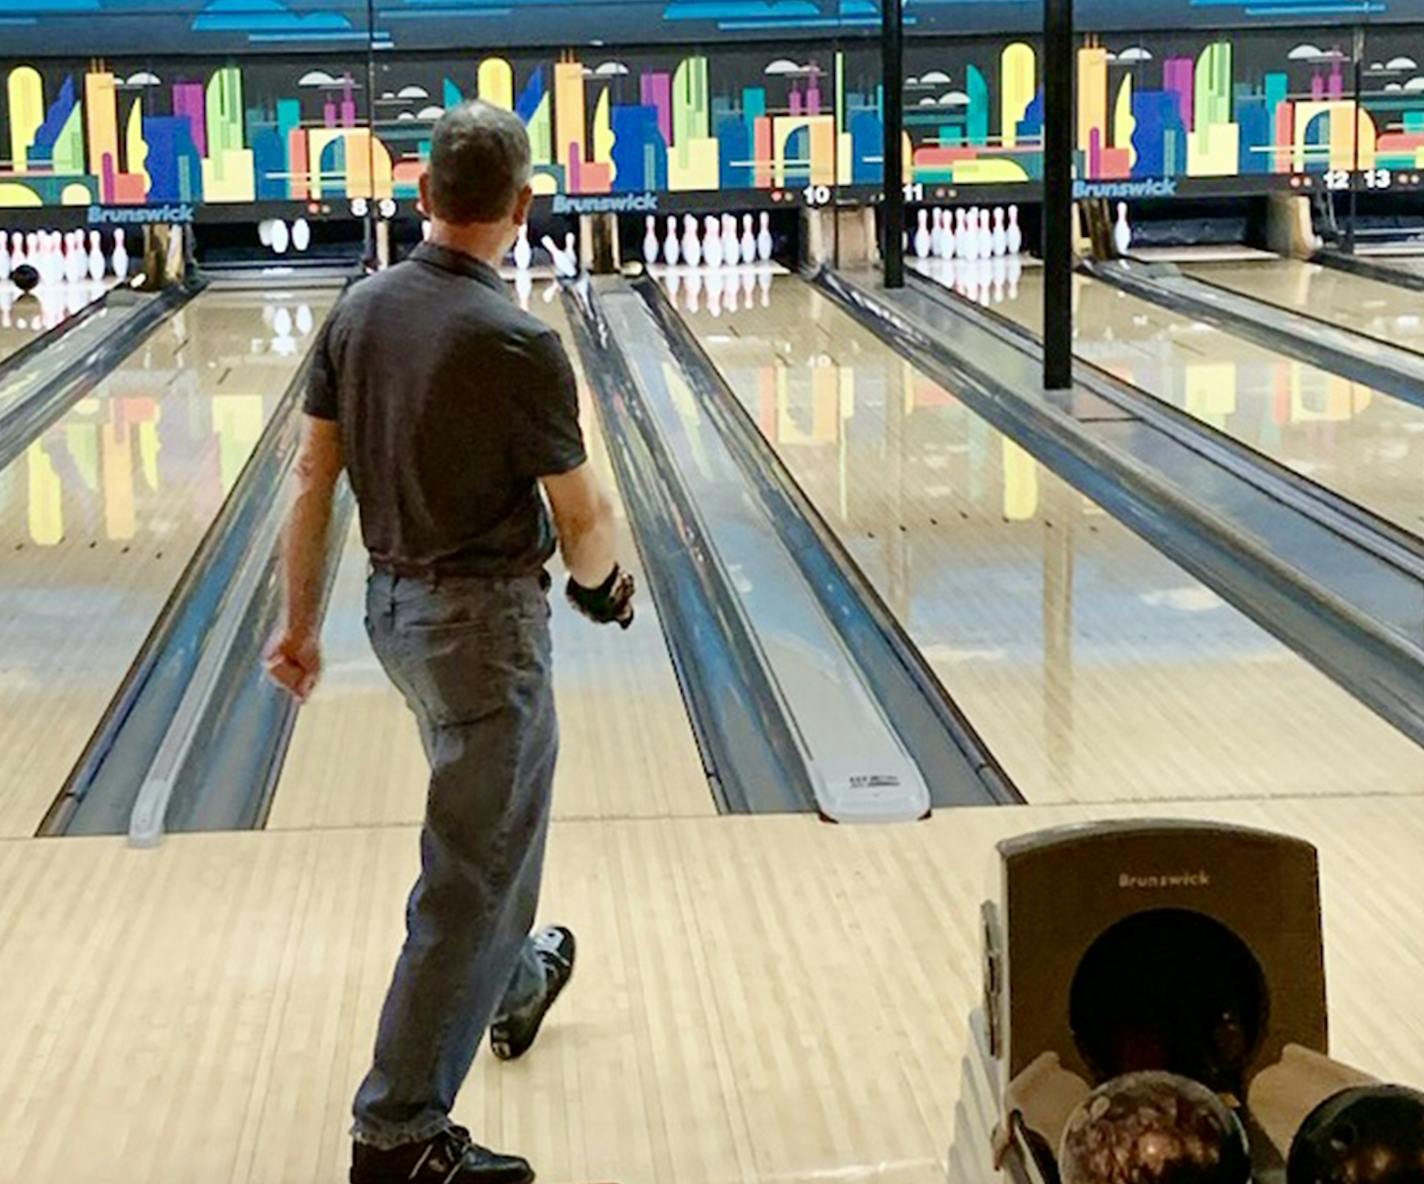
left=268, top=101, right=635, bottom=1184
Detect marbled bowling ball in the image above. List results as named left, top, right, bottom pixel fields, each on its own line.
left=1288, top=1084, right=1424, bottom=1184
left=1059, top=1071, right=1252, bottom=1184
left=11, top=263, right=39, bottom=293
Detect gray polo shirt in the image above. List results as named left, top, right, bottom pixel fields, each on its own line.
left=306, top=243, right=587, bottom=578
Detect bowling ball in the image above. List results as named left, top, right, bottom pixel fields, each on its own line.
left=1287, top=1084, right=1424, bottom=1184
left=1059, top=1071, right=1252, bottom=1184
left=11, top=263, right=39, bottom=293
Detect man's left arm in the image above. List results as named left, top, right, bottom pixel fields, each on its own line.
left=267, top=414, right=344, bottom=701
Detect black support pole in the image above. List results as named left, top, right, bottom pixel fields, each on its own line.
left=1043, top=0, right=1074, bottom=389
left=1347, top=25, right=1363, bottom=255
left=883, top=0, right=905, bottom=288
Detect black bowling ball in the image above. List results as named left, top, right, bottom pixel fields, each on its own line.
left=11, top=262, right=39, bottom=293
left=1288, top=1084, right=1424, bottom=1184
left=1059, top=1071, right=1252, bottom=1184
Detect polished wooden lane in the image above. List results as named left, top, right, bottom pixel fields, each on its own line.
left=267, top=293, right=714, bottom=830
left=1181, top=257, right=1424, bottom=358
left=0, top=288, right=337, bottom=837
left=675, top=276, right=1424, bottom=804
left=968, top=264, right=1424, bottom=539
left=1, top=797, right=1421, bottom=1183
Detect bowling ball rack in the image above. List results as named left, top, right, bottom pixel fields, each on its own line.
left=947, top=821, right=1422, bottom=1184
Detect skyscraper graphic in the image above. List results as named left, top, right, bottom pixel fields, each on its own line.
left=0, top=31, right=1422, bottom=212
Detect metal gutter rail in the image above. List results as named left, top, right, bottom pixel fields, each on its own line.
left=561, top=278, right=818, bottom=816
left=633, top=274, right=1019, bottom=809
left=591, top=275, right=933, bottom=823
left=45, top=286, right=349, bottom=840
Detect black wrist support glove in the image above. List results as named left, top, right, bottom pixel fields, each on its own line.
left=566, top=565, right=636, bottom=630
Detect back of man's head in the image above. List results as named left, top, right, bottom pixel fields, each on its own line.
left=426, top=101, right=532, bottom=225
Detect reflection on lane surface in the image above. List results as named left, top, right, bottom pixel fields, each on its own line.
left=676, top=275, right=1424, bottom=804
left=0, top=280, right=110, bottom=366
left=1182, top=258, right=1424, bottom=358
left=972, top=266, right=1424, bottom=539
left=0, top=287, right=335, bottom=837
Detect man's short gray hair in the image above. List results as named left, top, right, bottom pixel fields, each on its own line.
left=427, top=100, right=533, bottom=224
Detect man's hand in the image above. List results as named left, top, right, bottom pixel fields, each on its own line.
left=566, top=565, right=635, bottom=630
left=266, top=627, right=323, bottom=701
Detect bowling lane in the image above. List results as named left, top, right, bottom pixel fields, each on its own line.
left=1180, top=258, right=1424, bottom=358
left=676, top=275, right=1424, bottom=804
left=0, top=285, right=336, bottom=837
left=969, top=265, right=1424, bottom=539
left=266, top=286, right=713, bottom=829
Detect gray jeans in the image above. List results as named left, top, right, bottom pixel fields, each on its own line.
left=352, top=569, right=558, bottom=1148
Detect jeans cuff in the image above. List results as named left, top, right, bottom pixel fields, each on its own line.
left=350, top=1115, right=450, bottom=1150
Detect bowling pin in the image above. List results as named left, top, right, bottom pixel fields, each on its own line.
left=564, top=232, right=578, bottom=272
left=513, top=224, right=532, bottom=271
left=928, top=210, right=951, bottom=262
left=112, top=229, right=129, bottom=280
left=1114, top=202, right=1133, bottom=255
left=259, top=220, right=274, bottom=247
left=7, top=231, right=20, bottom=272
left=664, top=215, right=680, bottom=267
left=541, top=234, right=576, bottom=278
left=1007, top=205, right=1023, bottom=256
left=741, top=214, right=756, bottom=265
left=722, top=213, right=740, bottom=268
left=703, top=215, right=723, bottom=269
left=991, top=208, right=1007, bottom=258
left=88, top=230, right=106, bottom=281
left=681, top=215, right=701, bottom=269
left=420, top=219, right=432, bottom=242
left=37, top=233, right=54, bottom=285
left=757, top=212, right=773, bottom=263
left=0, top=232, right=8, bottom=282
left=978, top=208, right=994, bottom=259
left=291, top=217, right=311, bottom=252
left=914, top=209, right=931, bottom=259
left=642, top=215, right=660, bottom=266
left=272, top=219, right=291, bottom=254
left=515, top=270, right=533, bottom=312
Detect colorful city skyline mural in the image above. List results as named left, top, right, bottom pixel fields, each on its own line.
left=2, top=29, right=1424, bottom=211
left=6, top=0, right=1424, bottom=58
